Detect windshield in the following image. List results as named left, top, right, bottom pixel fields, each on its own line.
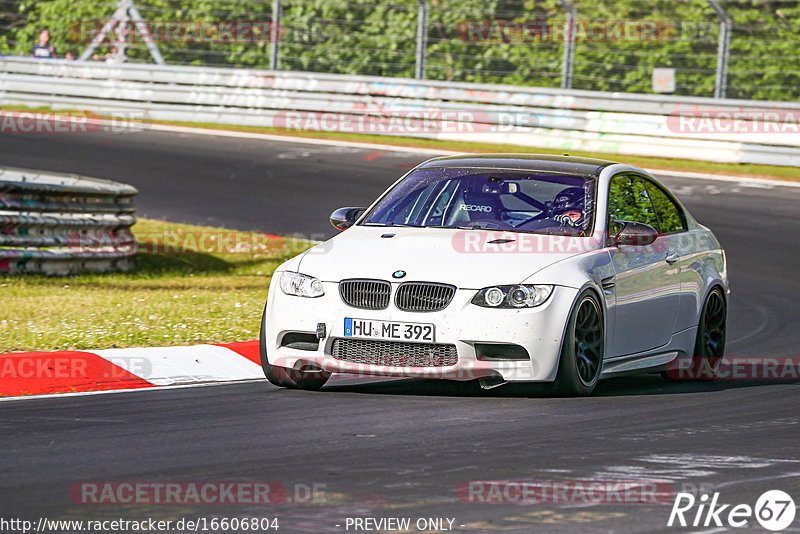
left=362, top=167, right=596, bottom=236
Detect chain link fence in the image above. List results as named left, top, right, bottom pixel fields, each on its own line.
left=1, top=0, right=798, bottom=101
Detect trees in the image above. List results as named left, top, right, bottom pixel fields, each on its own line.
left=1, top=0, right=797, bottom=101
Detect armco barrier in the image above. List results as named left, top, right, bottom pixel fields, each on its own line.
left=0, top=57, right=799, bottom=166
left=0, top=166, right=137, bottom=275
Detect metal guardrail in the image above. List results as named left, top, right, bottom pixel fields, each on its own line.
left=1, top=57, right=798, bottom=167
left=0, top=166, right=137, bottom=275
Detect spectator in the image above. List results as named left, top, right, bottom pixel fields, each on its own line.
left=31, top=29, right=57, bottom=59
left=105, top=45, right=125, bottom=63
left=65, top=50, right=77, bottom=60
left=91, top=46, right=124, bottom=63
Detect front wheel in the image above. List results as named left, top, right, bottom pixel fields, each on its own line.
left=259, top=306, right=330, bottom=390
left=553, top=290, right=604, bottom=396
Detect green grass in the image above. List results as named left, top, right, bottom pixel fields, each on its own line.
left=0, top=219, right=313, bottom=353
left=2, top=105, right=798, bottom=182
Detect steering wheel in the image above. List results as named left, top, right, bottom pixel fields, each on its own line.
left=464, top=220, right=505, bottom=230
left=512, top=212, right=550, bottom=228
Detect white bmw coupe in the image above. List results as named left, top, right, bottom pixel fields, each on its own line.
left=260, top=155, right=728, bottom=395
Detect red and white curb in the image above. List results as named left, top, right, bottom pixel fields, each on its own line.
left=0, top=340, right=263, bottom=398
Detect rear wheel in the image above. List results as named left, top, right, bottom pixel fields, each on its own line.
left=553, top=291, right=604, bottom=396
left=260, top=307, right=330, bottom=390
left=665, top=288, right=726, bottom=381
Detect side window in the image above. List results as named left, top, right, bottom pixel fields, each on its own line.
left=607, top=175, right=660, bottom=231
left=643, top=180, right=687, bottom=234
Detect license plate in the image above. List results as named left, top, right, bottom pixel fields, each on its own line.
left=344, top=318, right=435, bottom=342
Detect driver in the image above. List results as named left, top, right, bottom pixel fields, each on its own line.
left=551, top=187, right=587, bottom=228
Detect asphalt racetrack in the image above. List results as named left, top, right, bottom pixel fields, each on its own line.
left=1, top=129, right=799, bottom=533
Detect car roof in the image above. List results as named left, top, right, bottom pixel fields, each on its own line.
left=415, top=154, right=617, bottom=178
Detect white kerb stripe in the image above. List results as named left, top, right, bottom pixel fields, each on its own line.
left=92, top=344, right=264, bottom=386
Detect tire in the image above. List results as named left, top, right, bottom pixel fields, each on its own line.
left=259, top=306, right=330, bottom=390
left=553, top=290, right=604, bottom=396
left=665, top=287, right=726, bottom=381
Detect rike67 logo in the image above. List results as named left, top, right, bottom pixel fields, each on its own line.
left=668, top=490, right=796, bottom=531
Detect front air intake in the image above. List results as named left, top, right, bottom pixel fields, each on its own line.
left=339, top=279, right=391, bottom=310
left=331, top=338, right=458, bottom=367
left=395, top=282, right=456, bottom=312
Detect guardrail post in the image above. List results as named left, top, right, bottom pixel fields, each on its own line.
left=707, top=0, right=732, bottom=99
left=558, top=0, right=576, bottom=90
left=415, top=0, right=429, bottom=80
left=270, top=0, right=283, bottom=71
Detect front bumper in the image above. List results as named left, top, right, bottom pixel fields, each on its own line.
left=262, top=277, right=578, bottom=383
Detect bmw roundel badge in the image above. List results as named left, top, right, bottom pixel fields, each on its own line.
left=392, top=270, right=406, bottom=279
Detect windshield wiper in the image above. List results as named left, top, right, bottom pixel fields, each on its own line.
left=362, top=222, right=422, bottom=228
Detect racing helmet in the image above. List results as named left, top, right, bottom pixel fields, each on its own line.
left=551, top=187, right=587, bottom=226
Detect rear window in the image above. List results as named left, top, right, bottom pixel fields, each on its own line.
left=643, top=180, right=687, bottom=234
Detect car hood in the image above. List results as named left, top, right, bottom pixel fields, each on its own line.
left=295, top=226, right=596, bottom=289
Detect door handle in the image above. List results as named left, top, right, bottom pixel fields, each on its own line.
left=665, top=252, right=680, bottom=265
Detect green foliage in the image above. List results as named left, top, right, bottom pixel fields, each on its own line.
left=723, top=0, right=800, bottom=101
left=608, top=175, right=659, bottom=230
left=643, top=180, right=684, bottom=234
left=609, top=175, right=686, bottom=234
left=1, top=0, right=798, bottom=100
left=279, top=0, right=417, bottom=76
left=0, top=0, right=274, bottom=65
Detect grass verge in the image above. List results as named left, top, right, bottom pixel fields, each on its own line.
left=0, top=218, right=313, bottom=353
left=2, top=105, right=798, bottom=182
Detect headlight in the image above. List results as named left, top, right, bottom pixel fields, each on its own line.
left=279, top=272, right=324, bottom=298
left=471, top=285, right=553, bottom=308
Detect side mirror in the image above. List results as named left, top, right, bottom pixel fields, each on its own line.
left=330, top=207, right=365, bottom=231
left=612, top=220, right=659, bottom=247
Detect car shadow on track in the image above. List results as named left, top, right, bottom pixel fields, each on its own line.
left=319, top=374, right=800, bottom=398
